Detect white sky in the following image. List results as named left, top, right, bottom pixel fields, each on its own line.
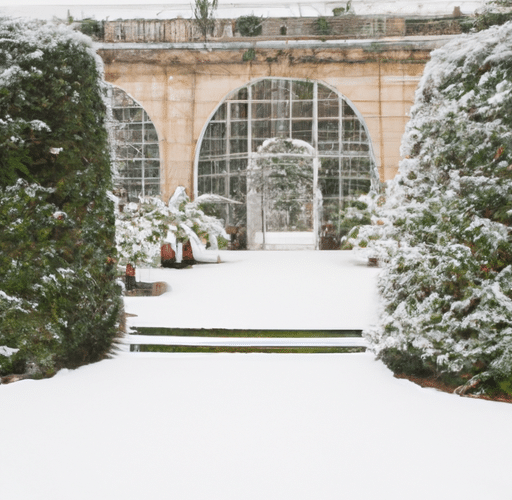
left=0, top=1, right=487, bottom=21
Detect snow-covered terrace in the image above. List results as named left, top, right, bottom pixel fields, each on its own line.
left=124, top=250, right=379, bottom=331
left=1, top=250, right=511, bottom=499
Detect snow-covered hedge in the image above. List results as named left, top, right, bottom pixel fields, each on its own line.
left=0, top=18, right=121, bottom=379
left=356, top=21, right=512, bottom=396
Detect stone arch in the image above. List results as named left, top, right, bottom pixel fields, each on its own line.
left=105, top=84, right=161, bottom=202
left=194, top=77, right=378, bottom=248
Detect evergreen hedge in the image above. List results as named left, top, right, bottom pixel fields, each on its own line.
left=350, top=21, right=512, bottom=397
left=0, top=18, right=122, bottom=379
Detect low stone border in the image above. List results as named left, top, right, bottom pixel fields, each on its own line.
left=124, top=281, right=167, bottom=297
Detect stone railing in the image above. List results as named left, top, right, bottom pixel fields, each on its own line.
left=101, top=14, right=468, bottom=44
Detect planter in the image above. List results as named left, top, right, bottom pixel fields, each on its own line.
left=123, top=279, right=167, bottom=297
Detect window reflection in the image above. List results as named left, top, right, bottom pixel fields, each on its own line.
left=107, top=86, right=160, bottom=202
left=197, top=78, right=376, bottom=227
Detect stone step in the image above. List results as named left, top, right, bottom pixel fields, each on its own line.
left=123, top=334, right=368, bottom=348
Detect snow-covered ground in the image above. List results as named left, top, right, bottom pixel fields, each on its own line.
left=2, top=353, right=512, bottom=499
left=125, top=250, right=380, bottom=331
left=1, top=250, right=512, bottom=500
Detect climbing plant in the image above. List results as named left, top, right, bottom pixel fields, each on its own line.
left=315, top=17, right=331, bottom=36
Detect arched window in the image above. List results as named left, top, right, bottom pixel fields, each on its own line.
left=195, top=78, right=378, bottom=244
left=106, top=85, right=160, bottom=202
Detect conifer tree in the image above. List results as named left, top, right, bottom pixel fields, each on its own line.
left=351, top=21, right=512, bottom=397
left=193, top=0, right=218, bottom=42
left=0, top=18, right=122, bottom=379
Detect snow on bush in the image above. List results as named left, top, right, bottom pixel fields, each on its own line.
left=115, top=187, right=228, bottom=267
left=0, top=18, right=121, bottom=380
left=352, top=21, right=512, bottom=396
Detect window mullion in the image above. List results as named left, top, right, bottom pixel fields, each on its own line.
left=248, top=84, right=253, bottom=163
left=141, top=113, right=146, bottom=197
left=313, top=81, right=318, bottom=150
left=289, top=87, right=292, bottom=137
left=226, top=102, right=231, bottom=198
left=339, top=97, right=343, bottom=204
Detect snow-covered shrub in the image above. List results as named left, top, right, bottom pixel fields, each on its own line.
left=333, top=198, right=372, bottom=249
left=116, top=197, right=174, bottom=267
left=115, top=187, right=228, bottom=267
left=362, top=21, right=512, bottom=396
left=461, top=1, right=512, bottom=33
left=0, top=18, right=121, bottom=379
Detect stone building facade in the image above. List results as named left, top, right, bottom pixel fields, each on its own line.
left=99, top=37, right=443, bottom=201
left=96, top=13, right=462, bottom=247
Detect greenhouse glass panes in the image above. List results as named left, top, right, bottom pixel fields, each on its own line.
left=107, top=85, right=161, bottom=202
left=195, top=78, right=377, bottom=232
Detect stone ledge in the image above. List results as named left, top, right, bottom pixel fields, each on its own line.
left=97, top=35, right=456, bottom=52
left=124, top=281, right=168, bottom=297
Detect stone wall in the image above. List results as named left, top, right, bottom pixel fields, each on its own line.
left=104, top=19, right=196, bottom=43
left=99, top=40, right=435, bottom=201
left=260, top=16, right=407, bottom=38
left=405, top=17, right=465, bottom=36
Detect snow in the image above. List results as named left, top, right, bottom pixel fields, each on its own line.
left=0, top=346, right=18, bottom=357
left=1, top=250, right=512, bottom=499
left=126, top=334, right=368, bottom=347
left=0, top=0, right=488, bottom=21
left=253, top=231, right=315, bottom=246
left=1, top=352, right=512, bottom=500
left=125, top=250, right=380, bottom=330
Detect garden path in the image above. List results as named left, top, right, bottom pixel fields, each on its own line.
left=124, top=250, right=381, bottom=332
